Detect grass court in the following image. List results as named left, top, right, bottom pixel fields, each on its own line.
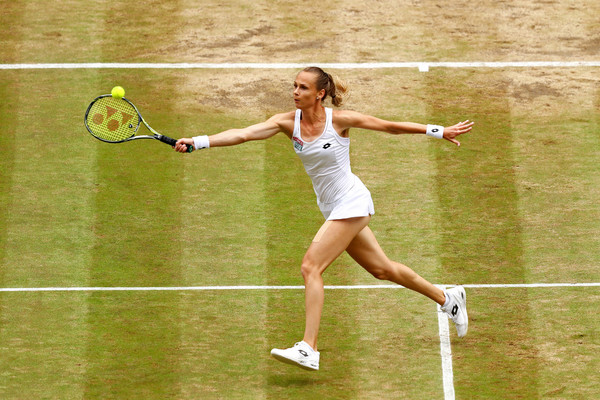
left=1, top=1, right=599, bottom=398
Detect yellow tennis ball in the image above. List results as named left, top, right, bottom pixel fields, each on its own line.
left=111, top=86, right=125, bottom=99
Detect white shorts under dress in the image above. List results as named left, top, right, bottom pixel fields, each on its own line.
left=318, top=175, right=375, bottom=221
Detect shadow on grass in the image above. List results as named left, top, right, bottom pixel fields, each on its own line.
left=267, top=373, right=321, bottom=388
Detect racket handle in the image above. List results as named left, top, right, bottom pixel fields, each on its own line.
left=158, top=135, right=194, bottom=153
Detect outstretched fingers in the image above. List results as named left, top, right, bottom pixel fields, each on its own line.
left=444, top=120, right=474, bottom=146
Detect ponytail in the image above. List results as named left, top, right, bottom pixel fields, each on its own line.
left=302, top=66, right=348, bottom=107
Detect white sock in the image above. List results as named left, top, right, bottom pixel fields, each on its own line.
left=442, top=291, right=451, bottom=308
left=300, top=341, right=316, bottom=352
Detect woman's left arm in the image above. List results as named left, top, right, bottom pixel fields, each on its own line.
left=335, top=110, right=474, bottom=146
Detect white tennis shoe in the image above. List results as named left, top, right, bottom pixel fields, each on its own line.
left=270, top=341, right=320, bottom=371
left=441, top=286, right=468, bottom=337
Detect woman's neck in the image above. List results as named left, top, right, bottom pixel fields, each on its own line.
left=300, top=105, right=326, bottom=125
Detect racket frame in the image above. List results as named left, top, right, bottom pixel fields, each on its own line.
left=84, top=94, right=193, bottom=152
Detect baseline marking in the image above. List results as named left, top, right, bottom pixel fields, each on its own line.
left=1, top=61, right=600, bottom=70
left=0, top=282, right=598, bottom=292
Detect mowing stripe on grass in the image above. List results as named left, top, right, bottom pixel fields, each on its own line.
left=2, top=61, right=600, bottom=70
left=426, top=68, right=537, bottom=397
left=84, top=27, right=188, bottom=399
left=177, top=107, right=271, bottom=398
left=85, top=92, right=186, bottom=400
left=0, top=77, right=16, bottom=287
left=0, top=69, right=100, bottom=399
left=0, top=5, right=21, bottom=278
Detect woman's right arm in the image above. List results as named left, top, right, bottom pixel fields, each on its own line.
left=174, top=112, right=294, bottom=153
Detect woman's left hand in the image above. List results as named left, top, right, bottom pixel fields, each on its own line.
left=444, top=120, right=474, bottom=146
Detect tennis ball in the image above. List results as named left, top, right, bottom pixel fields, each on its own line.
left=111, top=86, right=125, bottom=99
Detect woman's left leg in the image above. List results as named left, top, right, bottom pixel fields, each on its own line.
left=346, top=226, right=446, bottom=305
left=346, top=226, right=469, bottom=337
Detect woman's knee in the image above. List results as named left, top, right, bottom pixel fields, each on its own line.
left=364, top=258, right=394, bottom=281
left=367, top=260, right=415, bottom=282
left=368, top=266, right=390, bottom=281
left=301, top=257, right=322, bottom=280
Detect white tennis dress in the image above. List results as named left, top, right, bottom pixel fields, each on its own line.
left=292, top=107, right=374, bottom=220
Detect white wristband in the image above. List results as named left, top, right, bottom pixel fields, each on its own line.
left=192, top=135, right=210, bottom=150
left=426, top=125, right=444, bottom=139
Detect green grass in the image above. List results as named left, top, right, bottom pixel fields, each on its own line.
left=2, top=1, right=600, bottom=399
left=1, top=67, right=599, bottom=400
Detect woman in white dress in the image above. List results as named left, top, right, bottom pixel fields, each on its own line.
left=174, top=67, right=473, bottom=371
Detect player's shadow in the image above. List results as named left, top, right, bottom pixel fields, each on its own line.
left=266, top=348, right=331, bottom=389
left=267, top=374, right=319, bottom=388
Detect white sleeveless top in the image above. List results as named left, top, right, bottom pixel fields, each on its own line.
left=292, top=107, right=356, bottom=204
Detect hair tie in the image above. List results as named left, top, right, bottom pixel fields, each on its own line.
left=331, top=95, right=336, bottom=98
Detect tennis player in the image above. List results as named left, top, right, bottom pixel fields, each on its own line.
left=175, top=67, right=473, bottom=371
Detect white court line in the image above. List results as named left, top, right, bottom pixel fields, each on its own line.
left=0, top=282, right=598, bottom=292
left=1, top=61, right=600, bottom=70
left=436, top=285, right=455, bottom=400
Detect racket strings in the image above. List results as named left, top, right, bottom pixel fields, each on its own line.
left=86, top=97, right=140, bottom=142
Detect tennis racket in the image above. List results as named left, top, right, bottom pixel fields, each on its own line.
left=84, top=94, right=193, bottom=152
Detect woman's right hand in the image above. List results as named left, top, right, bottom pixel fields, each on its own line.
left=174, top=138, right=194, bottom=153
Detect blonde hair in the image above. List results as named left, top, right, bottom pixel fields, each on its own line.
left=302, top=66, right=348, bottom=107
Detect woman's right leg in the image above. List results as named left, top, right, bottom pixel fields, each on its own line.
left=345, top=226, right=446, bottom=305
left=271, top=216, right=371, bottom=371
left=300, top=216, right=371, bottom=350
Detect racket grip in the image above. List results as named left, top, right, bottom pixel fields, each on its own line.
left=158, top=135, right=194, bottom=153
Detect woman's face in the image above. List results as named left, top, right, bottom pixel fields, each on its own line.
left=293, top=71, right=323, bottom=109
